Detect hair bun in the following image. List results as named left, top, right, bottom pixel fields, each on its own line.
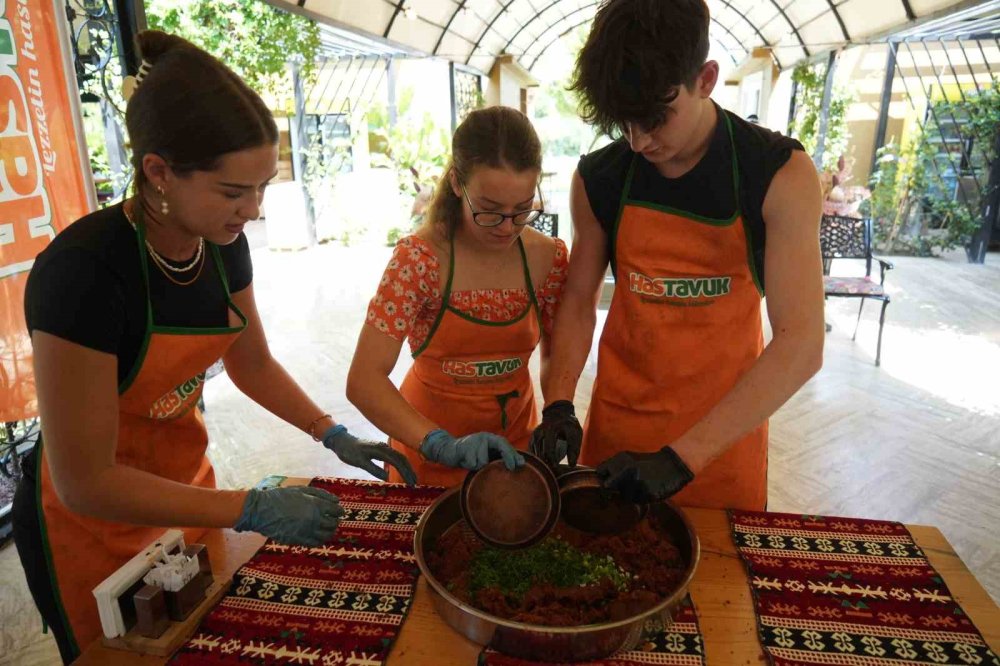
left=134, top=30, right=196, bottom=64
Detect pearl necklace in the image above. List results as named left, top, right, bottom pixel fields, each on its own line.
left=123, top=202, right=206, bottom=286
left=123, top=203, right=205, bottom=273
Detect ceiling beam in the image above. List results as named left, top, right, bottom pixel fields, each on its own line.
left=498, top=0, right=761, bottom=69
left=765, top=0, right=809, bottom=59
left=824, top=0, right=850, bottom=42
left=466, top=0, right=521, bottom=66
left=434, top=1, right=467, bottom=55
left=383, top=0, right=406, bottom=38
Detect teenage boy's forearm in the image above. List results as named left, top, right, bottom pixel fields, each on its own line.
left=542, top=296, right=598, bottom=405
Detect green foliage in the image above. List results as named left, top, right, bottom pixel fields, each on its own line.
left=789, top=61, right=852, bottom=171
left=145, top=0, right=321, bottom=111
left=865, top=82, right=997, bottom=256
left=301, top=130, right=353, bottom=221
left=386, top=226, right=407, bottom=246
left=863, top=142, right=902, bottom=235
left=789, top=63, right=824, bottom=147
left=466, top=537, right=628, bottom=603
left=81, top=105, right=131, bottom=205
left=865, top=138, right=941, bottom=255
left=531, top=25, right=600, bottom=157
left=932, top=80, right=1000, bottom=171
left=368, top=88, right=450, bottom=196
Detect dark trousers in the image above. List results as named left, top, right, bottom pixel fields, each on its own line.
left=12, top=446, right=78, bottom=664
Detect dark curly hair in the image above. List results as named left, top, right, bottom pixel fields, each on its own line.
left=570, top=0, right=711, bottom=137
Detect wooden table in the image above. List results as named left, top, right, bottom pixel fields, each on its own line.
left=78, top=482, right=1000, bottom=665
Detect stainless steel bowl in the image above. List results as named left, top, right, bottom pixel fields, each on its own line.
left=556, top=467, right=648, bottom=535
left=414, top=487, right=700, bottom=662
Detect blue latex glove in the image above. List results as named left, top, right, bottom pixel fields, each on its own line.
left=322, top=425, right=417, bottom=486
left=233, top=486, right=343, bottom=546
left=419, top=429, right=525, bottom=471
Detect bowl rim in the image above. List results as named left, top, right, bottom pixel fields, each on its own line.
left=460, top=451, right=561, bottom=549
left=415, top=486, right=702, bottom=635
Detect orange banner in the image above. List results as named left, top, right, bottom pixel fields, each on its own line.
left=0, top=0, right=92, bottom=421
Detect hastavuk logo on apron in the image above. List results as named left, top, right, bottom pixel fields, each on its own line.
left=441, top=357, right=523, bottom=382
left=628, top=271, right=732, bottom=302
left=148, top=371, right=206, bottom=420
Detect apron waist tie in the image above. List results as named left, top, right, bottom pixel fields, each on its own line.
left=495, top=390, right=520, bottom=430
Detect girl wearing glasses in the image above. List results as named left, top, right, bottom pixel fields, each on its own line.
left=347, top=106, right=568, bottom=486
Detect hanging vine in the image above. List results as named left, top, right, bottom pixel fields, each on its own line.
left=865, top=80, right=999, bottom=255
left=789, top=61, right=853, bottom=172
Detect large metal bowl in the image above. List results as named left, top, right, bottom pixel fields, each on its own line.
left=414, top=487, right=700, bottom=662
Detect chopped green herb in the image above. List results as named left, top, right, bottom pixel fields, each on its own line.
left=467, top=537, right=628, bottom=602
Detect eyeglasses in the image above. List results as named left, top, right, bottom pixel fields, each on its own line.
left=460, top=183, right=544, bottom=227
left=622, top=120, right=662, bottom=145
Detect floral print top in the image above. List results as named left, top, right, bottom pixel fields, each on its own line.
left=365, top=235, right=569, bottom=352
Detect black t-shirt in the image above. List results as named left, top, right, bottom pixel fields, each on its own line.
left=24, top=203, right=253, bottom=386
left=578, top=104, right=804, bottom=292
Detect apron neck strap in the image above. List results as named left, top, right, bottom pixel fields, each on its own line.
left=444, top=233, right=458, bottom=302
left=134, top=215, right=155, bottom=331
left=720, top=109, right=742, bottom=211
left=131, top=207, right=244, bottom=327
left=516, top=236, right=541, bottom=312
left=209, top=242, right=230, bottom=297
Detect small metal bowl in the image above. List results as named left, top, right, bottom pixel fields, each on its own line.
left=557, top=468, right=647, bottom=535
left=460, top=451, right=560, bottom=549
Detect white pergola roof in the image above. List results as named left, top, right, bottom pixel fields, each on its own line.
left=266, top=0, right=994, bottom=72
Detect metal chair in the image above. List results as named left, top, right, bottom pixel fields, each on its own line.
left=819, top=215, right=893, bottom=366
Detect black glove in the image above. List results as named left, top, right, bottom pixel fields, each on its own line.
left=596, top=447, right=694, bottom=503
left=529, top=400, right=583, bottom=469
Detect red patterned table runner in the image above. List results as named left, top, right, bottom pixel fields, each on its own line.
left=730, top=510, right=999, bottom=666
left=479, top=596, right=705, bottom=666
left=169, top=478, right=444, bottom=665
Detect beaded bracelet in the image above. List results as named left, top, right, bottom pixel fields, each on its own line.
left=307, top=413, right=331, bottom=442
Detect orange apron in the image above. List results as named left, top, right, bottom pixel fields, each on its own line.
left=579, top=113, right=768, bottom=510
left=35, top=220, right=247, bottom=654
left=388, top=236, right=541, bottom=487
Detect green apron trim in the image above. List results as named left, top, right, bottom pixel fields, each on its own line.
left=721, top=112, right=764, bottom=295
left=624, top=199, right=738, bottom=225
left=742, top=217, right=764, bottom=296
left=609, top=157, right=637, bottom=278
left=412, top=235, right=540, bottom=356
left=520, top=236, right=544, bottom=329
left=118, top=213, right=155, bottom=393
left=612, top=107, right=763, bottom=293
left=33, top=440, right=80, bottom=658
left=34, top=208, right=249, bottom=656
left=410, top=238, right=454, bottom=359
left=119, top=214, right=247, bottom=393
left=445, top=302, right=534, bottom=327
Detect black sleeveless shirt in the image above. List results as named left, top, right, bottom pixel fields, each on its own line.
left=578, top=104, right=803, bottom=292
